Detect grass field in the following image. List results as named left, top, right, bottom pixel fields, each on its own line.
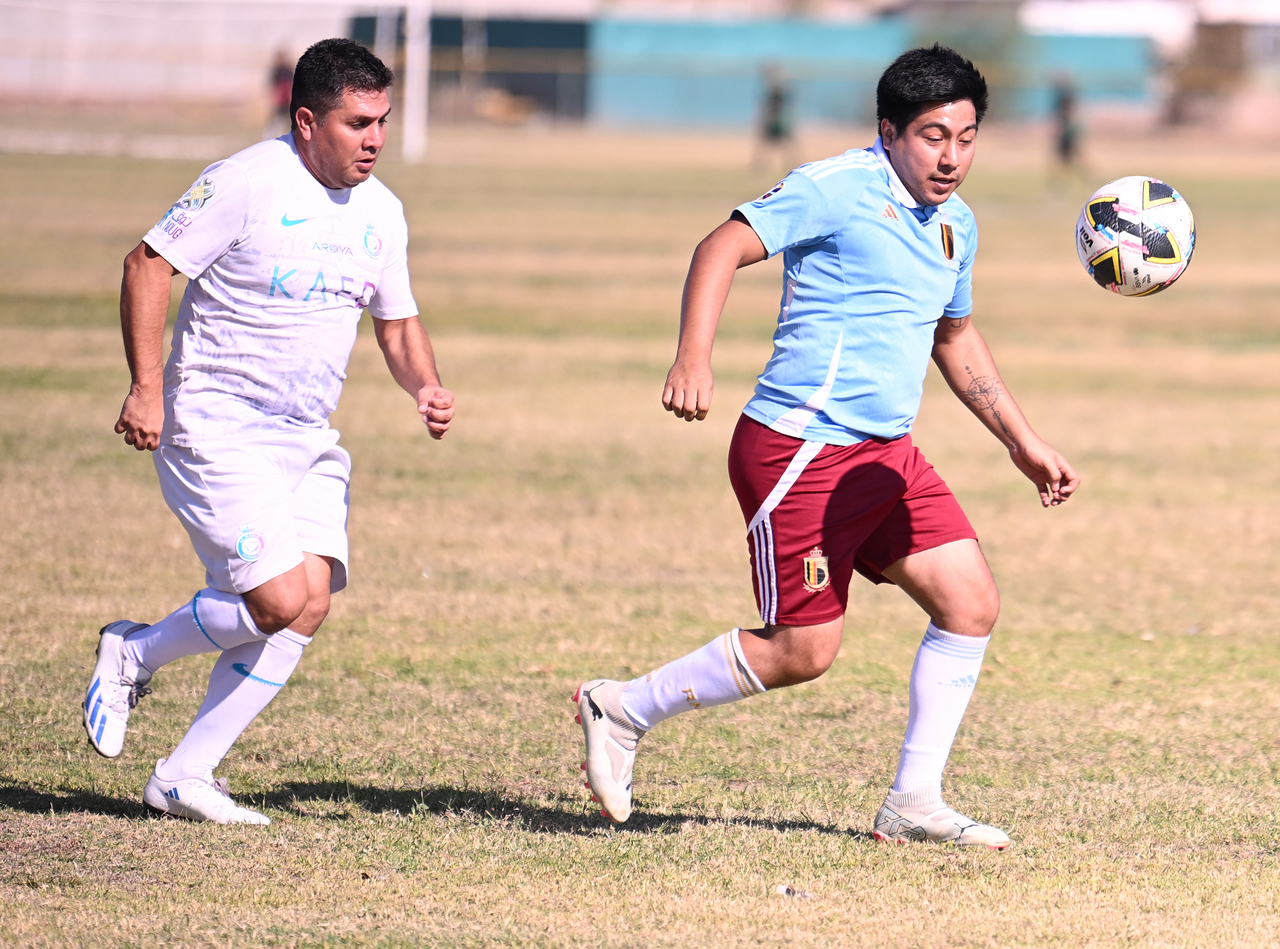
left=4, top=121, right=1280, bottom=947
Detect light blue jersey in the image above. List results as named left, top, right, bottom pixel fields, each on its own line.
left=735, top=138, right=977, bottom=446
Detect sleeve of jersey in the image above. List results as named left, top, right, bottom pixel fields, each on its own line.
left=944, top=217, right=978, bottom=320
left=142, top=161, right=250, bottom=280
left=368, top=213, right=418, bottom=321
left=733, top=172, right=844, bottom=258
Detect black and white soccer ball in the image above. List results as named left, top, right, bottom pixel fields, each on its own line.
left=1075, top=176, right=1195, bottom=297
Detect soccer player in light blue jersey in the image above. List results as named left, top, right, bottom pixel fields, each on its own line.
left=575, top=45, right=1079, bottom=848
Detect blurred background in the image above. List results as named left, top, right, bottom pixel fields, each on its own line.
left=2, top=0, right=1278, bottom=159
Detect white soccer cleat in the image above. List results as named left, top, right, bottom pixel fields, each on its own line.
left=83, top=620, right=153, bottom=758
left=143, top=760, right=271, bottom=825
left=873, top=789, right=1011, bottom=850
left=573, top=679, right=645, bottom=824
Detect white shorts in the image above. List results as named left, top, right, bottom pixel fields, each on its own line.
left=154, top=425, right=351, bottom=595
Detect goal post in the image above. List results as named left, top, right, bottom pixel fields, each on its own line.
left=402, top=0, right=432, bottom=163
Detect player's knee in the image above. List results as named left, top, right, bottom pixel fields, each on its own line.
left=785, top=640, right=841, bottom=683
left=791, top=654, right=835, bottom=683
left=300, top=590, right=330, bottom=629
left=948, top=586, right=999, bottom=638
left=244, top=586, right=309, bottom=634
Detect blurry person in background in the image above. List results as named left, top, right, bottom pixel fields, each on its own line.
left=264, top=50, right=295, bottom=139
left=754, top=64, right=795, bottom=170
left=1051, top=75, right=1083, bottom=177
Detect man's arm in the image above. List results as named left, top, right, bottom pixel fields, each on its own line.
left=115, top=241, right=179, bottom=452
left=662, top=212, right=768, bottom=421
left=373, top=316, right=454, bottom=440
left=932, top=315, right=1080, bottom=507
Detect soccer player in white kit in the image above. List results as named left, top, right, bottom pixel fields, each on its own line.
left=82, top=39, right=454, bottom=824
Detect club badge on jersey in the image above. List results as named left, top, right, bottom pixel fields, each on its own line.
left=179, top=178, right=216, bottom=210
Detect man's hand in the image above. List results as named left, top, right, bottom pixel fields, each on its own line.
left=662, top=360, right=713, bottom=421
left=662, top=213, right=766, bottom=423
left=1008, top=435, right=1080, bottom=508
left=116, top=242, right=178, bottom=453
left=417, top=385, right=455, bottom=439
left=114, top=385, right=165, bottom=451
left=374, top=317, right=453, bottom=441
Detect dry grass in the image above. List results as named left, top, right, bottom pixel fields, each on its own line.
left=3, top=120, right=1280, bottom=947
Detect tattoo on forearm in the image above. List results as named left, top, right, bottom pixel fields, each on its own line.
left=961, top=352, right=1012, bottom=438
left=965, top=374, right=1001, bottom=410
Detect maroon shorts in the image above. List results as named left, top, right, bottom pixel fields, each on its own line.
left=728, top=414, right=977, bottom=628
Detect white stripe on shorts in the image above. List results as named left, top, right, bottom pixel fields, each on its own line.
left=746, top=439, right=824, bottom=625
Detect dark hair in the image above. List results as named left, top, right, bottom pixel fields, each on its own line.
left=290, top=38, right=393, bottom=130
left=876, top=44, right=988, bottom=133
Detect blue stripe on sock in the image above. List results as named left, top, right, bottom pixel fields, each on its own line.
left=921, top=631, right=987, bottom=659
left=231, top=662, right=286, bottom=688
left=921, top=642, right=987, bottom=661
left=191, top=590, right=225, bottom=650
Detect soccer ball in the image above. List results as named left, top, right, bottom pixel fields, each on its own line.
left=1075, top=176, right=1195, bottom=296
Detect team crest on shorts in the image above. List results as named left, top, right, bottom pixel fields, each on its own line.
left=235, top=525, right=265, bottom=563
left=802, top=547, right=830, bottom=592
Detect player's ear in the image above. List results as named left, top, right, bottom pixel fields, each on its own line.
left=880, top=118, right=895, bottom=147
left=294, top=107, right=317, bottom=141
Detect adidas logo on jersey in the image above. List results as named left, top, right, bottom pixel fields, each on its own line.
left=881, top=204, right=899, bottom=221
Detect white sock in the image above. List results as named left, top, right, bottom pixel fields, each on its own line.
left=122, top=588, right=269, bottom=673
left=157, top=628, right=310, bottom=782
left=891, top=623, right=989, bottom=795
left=621, top=628, right=766, bottom=731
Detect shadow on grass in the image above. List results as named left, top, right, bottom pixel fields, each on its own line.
left=0, top=781, right=144, bottom=818
left=270, top=780, right=866, bottom=838
left=0, top=779, right=866, bottom=839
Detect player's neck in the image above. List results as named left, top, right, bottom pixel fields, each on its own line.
left=291, top=131, right=351, bottom=192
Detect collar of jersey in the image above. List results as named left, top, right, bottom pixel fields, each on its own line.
left=871, top=137, right=935, bottom=217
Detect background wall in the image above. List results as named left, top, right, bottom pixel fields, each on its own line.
left=1, top=0, right=1273, bottom=132
left=587, top=18, right=1153, bottom=127
left=0, top=0, right=353, bottom=106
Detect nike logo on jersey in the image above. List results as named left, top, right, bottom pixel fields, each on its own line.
left=280, top=213, right=311, bottom=227
left=880, top=204, right=899, bottom=221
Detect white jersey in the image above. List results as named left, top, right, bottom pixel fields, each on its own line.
left=144, top=135, right=418, bottom=446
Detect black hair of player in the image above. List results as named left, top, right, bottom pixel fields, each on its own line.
left=290, top=38, right=394, bottom=130
left=876, top=44, right=988, bottom=134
